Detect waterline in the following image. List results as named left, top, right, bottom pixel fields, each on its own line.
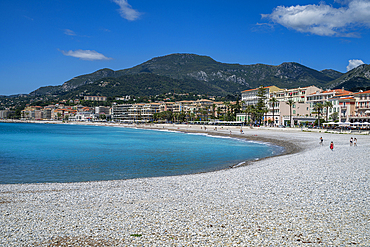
left=0, top=123, right=283, bottom=184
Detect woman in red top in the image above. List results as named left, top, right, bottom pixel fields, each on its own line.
left=330, top=141, right=334, bottom=151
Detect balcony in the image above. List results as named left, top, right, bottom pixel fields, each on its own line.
left=356, top=106, right=370, bottom=110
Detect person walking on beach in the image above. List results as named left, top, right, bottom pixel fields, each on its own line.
left=354, top=138, right=357, bottom=146
left=320, top=137, right=323, bottom=145
left=330, top=141, right=334, bottom=151
left=350, top=137, right=353, bottom=146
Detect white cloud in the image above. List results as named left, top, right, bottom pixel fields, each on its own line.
left=263, top=0, right=370, bottom=37
left=64, top=29, right=76, bottom=36
left=60, top=49, right=112, bottom=61
left=113, top=0, right=142, bottom=21
left=347, top=59, right=365, bottom=71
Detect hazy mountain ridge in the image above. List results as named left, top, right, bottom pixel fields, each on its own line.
left=29, top=53, right=370, bottom=97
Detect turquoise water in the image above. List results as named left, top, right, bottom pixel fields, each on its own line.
left=0, top=123, right=283, bottom=184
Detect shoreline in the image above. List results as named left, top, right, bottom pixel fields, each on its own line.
left=1, top=120, right=301, bottom=176
left=1, top=121, right=370, bottom=245
left=137, top=125, right=303, bottom=168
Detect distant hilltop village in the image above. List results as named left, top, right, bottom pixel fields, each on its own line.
left=2, top=85, right=370, bottom=127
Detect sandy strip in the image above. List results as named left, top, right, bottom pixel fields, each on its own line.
left=0, top=124, right=369, bottom=246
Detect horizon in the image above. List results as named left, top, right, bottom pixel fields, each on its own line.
left=1, top=0, right=370, bottom=95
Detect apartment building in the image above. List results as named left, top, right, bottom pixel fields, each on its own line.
left=306, top=88, right=353, bottom=120
left=141, top=103, right=160, bottom=121
left=84, top=96, right=107, bottom=101
left=241, top=86, right=282, bottom=106
left=111, top=104, right=132, bottom=121
left=95, top=106, right=110, bottom=115
left=353, top=90, right=370, bottom=117
left=240, top=85, right=319, bottom=126
left=269, top=86, right=320, bottom=125
left=0, top=109, right=13, bottom=119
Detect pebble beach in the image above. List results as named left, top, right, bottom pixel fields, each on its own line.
left=1, top=124, right=369, bottom=246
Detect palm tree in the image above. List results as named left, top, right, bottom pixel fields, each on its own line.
left=224, top=101, right=230, bottom=121
left=244, top=105, right=252, bottom=124
left=263, top=107, right=269, bottom=126
left=245, top=105, right=256, bottom=125
left=314, top=103, right=324, bottom=127
left=286, top=99, right=294, bottom=127
left=212, top=103, right=216, bottom=119
left=323, top=101, right=333, bottom=122
left=269, top=97, right=278, bottom=126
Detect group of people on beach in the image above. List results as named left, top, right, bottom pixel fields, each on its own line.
left=350, top=137, right=357, bottom=146
left=320, top=136, right=358, bottom=151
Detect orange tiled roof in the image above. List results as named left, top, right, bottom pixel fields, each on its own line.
left=309, top=89, right=352, bottom=96
left=322, top=89, right=352, bottom=94
left=354, top=90, right=370, bottom=95
left=241, top=86, right=273, bottom=93
left=339, top=96, right=355, bottom=100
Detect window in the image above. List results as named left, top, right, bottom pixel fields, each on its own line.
left=293, top=110, right=296, bottom=114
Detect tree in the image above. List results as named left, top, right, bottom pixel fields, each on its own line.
left=212, top=103, right=216, bottom=119
left=245, top=104, right=256, bottom=124
left=314, top=103, right=324, bottom=127
left=223, top=101, right=230, bottom=121
left=262, top=107, right=269, bottom=126
left=256, top=86, right=267, bottom=125
left=269, top=97, right=278, bottom=126
left=331, top=112, right=339, bottom=122
left=286, top=99, right=294, bottom=127
left=323, top=101, right=333, bottom=122
left=234, top=96, right=241, bottom=117
left=154, top=111, right=173, bottom=122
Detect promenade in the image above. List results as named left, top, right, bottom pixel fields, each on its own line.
left=1, top=125, right=369, bottom=246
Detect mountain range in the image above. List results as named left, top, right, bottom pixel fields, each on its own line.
left=30, top=53, right=370, bottom=98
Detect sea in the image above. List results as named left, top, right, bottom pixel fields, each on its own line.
left=0, top=123, right=284, bottom=184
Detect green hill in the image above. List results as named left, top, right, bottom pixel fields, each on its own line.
left=329, top=64, right=370, bottom=91
left=118, top=54, right=336, bottom=90
left=60, top=73, right=228, bottom=98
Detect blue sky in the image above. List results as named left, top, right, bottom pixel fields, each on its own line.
left=1, top=0, right=370, bottom=95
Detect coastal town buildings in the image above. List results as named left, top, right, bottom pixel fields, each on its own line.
left=306, top=88, right=353, bottom=121
left=241, top=86, right=281, bottom=106
left=269, top=86, right=320, bottom=125
left=0, top=109, right=14, bottom=119
left=238, top=84, right=370, bottom=126
left=13, top=86, right=370, bottom=125
left=111, top=104, right=132, bottom=121
left=352, top=90, right=370, bottom=122
left=239, top=85, right=320, bottom=126
left=83, top=96, right=107, bottom=101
